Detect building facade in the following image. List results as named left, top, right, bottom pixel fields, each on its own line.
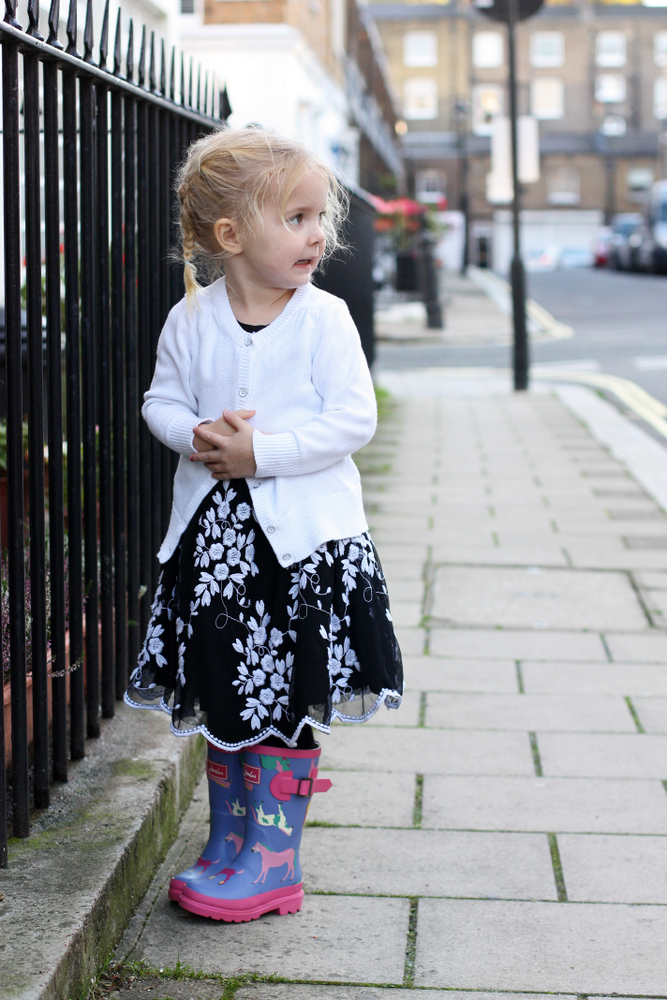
left=367, top=0, right=667, bottom=266
left=178, top=0, right=404, bottom=192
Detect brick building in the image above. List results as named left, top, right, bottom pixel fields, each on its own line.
left=178, top=0, right=404, bottom=192
left=366, top=0, right=667, bottom=266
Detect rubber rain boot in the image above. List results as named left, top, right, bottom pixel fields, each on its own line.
left=168, top=743, right=246, bottom=901
left=178, top=743, right=331, bottom=921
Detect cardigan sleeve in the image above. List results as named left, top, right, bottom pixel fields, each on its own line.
left=141, top=300, right=203, bottom=456
left=252, top=299, right=377, bottom=478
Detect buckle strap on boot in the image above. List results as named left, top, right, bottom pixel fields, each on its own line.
left=270, top=768, right=332, bottom=802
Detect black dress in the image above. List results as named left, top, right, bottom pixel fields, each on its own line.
left=125, top=477, right=403, bottom=750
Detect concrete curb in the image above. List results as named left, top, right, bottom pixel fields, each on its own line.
left=0, top=704, right=206, bottom=1000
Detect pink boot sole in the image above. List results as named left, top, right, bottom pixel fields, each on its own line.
left=178, top=882, right=304, bottom=922
left=168, top=878, right=186, bottom=902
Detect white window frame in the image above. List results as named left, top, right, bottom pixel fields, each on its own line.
left=530, top=32, right=564, bottom=69
left=403, top=31, right=438, bottom=68
left=655, top=78, right=667, bottom=119
left=595, top=74, right=626, bottom=104
left=546, top=166, right=581, bottom=207
left=530, top=77, right=564, bottom=120
left=596, top=32, right=626, bottom=69
left=472, top=32, right=504, bottom=69
left=403, top=77, right=439, bottom=121
left=471, top=83, right=503, bottom=135
left=655, top=32, right=667, bottom=68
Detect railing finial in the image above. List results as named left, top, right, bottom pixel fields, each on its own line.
left=160, top=38, right=166, bottom=97
left=27, top=0, right=44, bottom=39
left=170, top=46, right=176, bottom=102
left=220, top=84, right=232, bottom=122
left=4, top=0, right=21, bottom=29
left=126, top=18, right=134, bottom=82
left=180, top=51, right=185, bottom=106
left=66, top=0, right=80, bottom=57
left=47, top=0, right=62, bottom=48
left=149, top=30, right=156, bottom=92
left=99, top=0, right=109, bottom=69
left=83, top=0, right=94, bottom=62
left=113, top=8, right=121, bottom=76
left=138, top=24, right=146, bottom=87
left=196, top=63, right=201, bottom=111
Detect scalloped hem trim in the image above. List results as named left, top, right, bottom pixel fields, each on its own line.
left=123, top=687, right=402, bottom=752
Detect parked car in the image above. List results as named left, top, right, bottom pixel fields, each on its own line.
left=607, top=213, right=643, bottom=270
left=558, top=247, right=595, bottom=269
left=592, top=227, right=612, bottom=267
left=636, top=181, right=667, bottom=274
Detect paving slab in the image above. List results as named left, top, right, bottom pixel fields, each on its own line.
left=402, top=656, right=519, bottom=693
left=425, top=692, right=635, bottom=732
left=302, top=828, right=557, bottom=900
left=428, top=628, right=607, bottom=661
left=430, top=546, right=571, bottom=566
left=360, top=689, right=421, bottom=727
left=521, top=661, right=667, bottom=696
left=306, top=770, right=416, bottom=828
left=422, top=775, right=667, bottom=833
left=629, top=696, right=667, bottom=732
left=558, top=833, right=667, bottom=903
left=414, top=897, right=667, bottom=993
left=537, top=732, right=667, bottom=778
left=605, top=632, right=667, bottom=662
left=319, top=726, right=535, bottom=775
left=430, top=566, right=647, bottom=631
left=235, top=991, right=576, bottom=1000
left=391, top=627, right=425, bottom=656
left=127, top=895, right=409, bottom=985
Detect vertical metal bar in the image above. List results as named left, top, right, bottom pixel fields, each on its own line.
left=79, top=70, right=100, bottom=738
left=96, top=79, right=114, bottom=718
left=147, top=101, right=161, bottom=597
left=124, top=88, right=140, bottom=672
left=159, top=109, right=171, bottom=536
left=136, top=95, right=151, bottom=636
left=111, top=65, right=128, bottom=701
left=62, top=60, right=85, bottom=763
left=3, top=27, right=29, bottom=837
left=23, top=43, right=50, bottom=809
left=43, top=54, right=68, bottom=783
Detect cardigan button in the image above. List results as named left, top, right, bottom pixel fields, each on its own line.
left=266, top=525, right=276, bottom=533
left=282, top=554, right=291, bottom=563
left=239, top=388, right=248, bottom=398
left=244, top=337, right=253, bottom=347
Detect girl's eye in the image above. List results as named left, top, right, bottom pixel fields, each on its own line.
left=288, top=214, right=303, bottom=226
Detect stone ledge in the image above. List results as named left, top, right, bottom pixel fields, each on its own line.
left=0, top=703, right=205, bottom=1000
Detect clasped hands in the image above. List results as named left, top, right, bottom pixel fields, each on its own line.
left=190, top=409, right=258, bottom=480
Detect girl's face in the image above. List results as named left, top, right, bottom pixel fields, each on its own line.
left=240, top=170, right=329, bottom=292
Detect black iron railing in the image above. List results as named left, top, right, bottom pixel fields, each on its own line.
left=0, top=0, right=226, bottom=866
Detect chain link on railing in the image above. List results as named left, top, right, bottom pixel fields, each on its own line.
left=0, top=0, right=228, bottom=867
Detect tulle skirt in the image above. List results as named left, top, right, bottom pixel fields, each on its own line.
left=125, top=478, right=403, bottom=749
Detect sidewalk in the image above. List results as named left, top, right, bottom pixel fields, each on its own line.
left=6, top=296, right=667, bottom=998
left=113, top=372, right=667, bottom=997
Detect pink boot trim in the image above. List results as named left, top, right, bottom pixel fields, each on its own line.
left=168, top=878, right=186, bottom=902
left=178, top=882, right=304, bottom=922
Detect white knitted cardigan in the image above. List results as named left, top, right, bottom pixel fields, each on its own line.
left=142, top=277, right=377, bottom=567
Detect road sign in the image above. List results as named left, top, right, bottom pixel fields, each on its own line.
left=472, top=0, right=544, bottom=24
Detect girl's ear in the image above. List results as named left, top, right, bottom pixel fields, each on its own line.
left=214, top=217, right=243, bottom=255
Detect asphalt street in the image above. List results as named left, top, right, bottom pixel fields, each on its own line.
left=377, top=266, right=667, bottom=406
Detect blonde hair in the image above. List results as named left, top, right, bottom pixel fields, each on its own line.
left=175, top=126, right=348, bottom=301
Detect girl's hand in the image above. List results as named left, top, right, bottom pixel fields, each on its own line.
left=192, top=409, right=255, bottom=453
left=190, top=410, right=257, bottom=479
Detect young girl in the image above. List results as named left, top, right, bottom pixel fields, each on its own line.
left=125, top=127, right=403, bottom=923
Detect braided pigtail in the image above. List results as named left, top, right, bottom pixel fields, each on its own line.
left=181, top=215, right=200, bottom=304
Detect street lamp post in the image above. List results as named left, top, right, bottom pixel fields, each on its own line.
left=507, top=0, right=528, bottom=390
left=474, top=0, right=543, bottom=392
